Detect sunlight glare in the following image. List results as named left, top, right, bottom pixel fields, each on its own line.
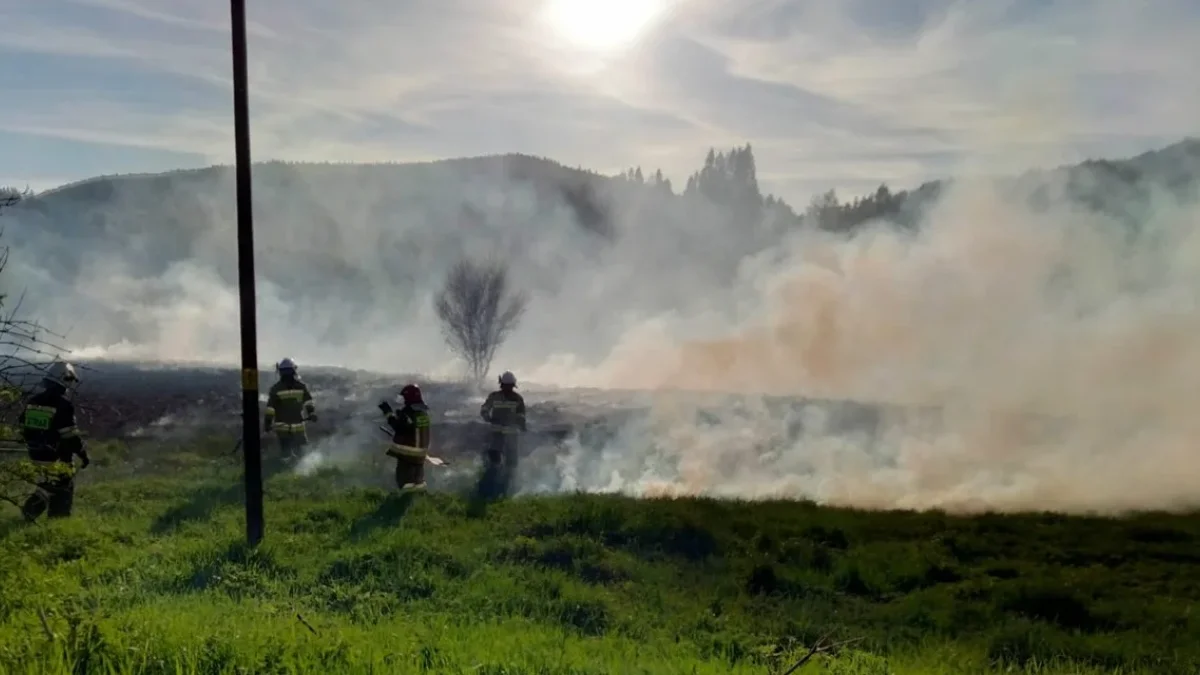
left=541, top=0, right=667, bottom=52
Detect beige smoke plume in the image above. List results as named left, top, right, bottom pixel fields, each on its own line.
left=573, top=175, right=1200, bottom=513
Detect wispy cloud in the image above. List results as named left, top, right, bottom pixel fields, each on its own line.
left=1, top=0, right=1197, bottom=201
left=691, top=0, right=1200, bottom=175
left=66, top=0, right=279, bottom=38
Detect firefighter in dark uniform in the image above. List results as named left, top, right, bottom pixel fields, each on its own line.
left=19, top=361, right=90, bottom=521
left=379, top=383, right=431, bottom=492
left=480, top=370, right=526, bottom=474
left=263, top=357, right=316, bottom=460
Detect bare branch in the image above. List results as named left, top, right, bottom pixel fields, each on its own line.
left=0, top=186, right=80, bottom=516
left=0, top=187, right=19, bottom=212
left=295, top=611, right=319, bottom=635
left=36, top=608, right=55, bottom=642
left=0, top=195, right=70, bottom=403
left=777, top=632, right=865, bottom=675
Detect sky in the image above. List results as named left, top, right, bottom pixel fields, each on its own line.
left=1, top=0, right=1198, bottom=205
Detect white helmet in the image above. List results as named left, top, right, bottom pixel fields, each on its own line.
left=43, top=361, right=79, bottom=389
left=498, top=371, right=517, bottom=388
left=277, top=357, right=297, bottom=373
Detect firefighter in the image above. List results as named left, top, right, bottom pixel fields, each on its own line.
left=480, top=370, right=526, bottom=474
left=263, top=357, right=316, bottom=460
left=19, top=361, right=90, bottom=521
left=379, top=383, right=431, bottom=492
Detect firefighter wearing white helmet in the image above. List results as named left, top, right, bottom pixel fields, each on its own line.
left=480, top=370, right=526, bottom=481
left=18, top=361, right=90, bottom=521
left=263, top=357, right=317, bottom=460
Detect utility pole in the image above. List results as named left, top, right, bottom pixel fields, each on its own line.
left=230, top=0, right=264, bottom=546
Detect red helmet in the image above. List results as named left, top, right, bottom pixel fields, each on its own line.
left=400, top=383, right=423, bottom=404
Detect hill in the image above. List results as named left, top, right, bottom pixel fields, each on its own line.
left=4, top=139, right=1200, bottom=373
left=5, top=142, right=1200, bottom=673
left=1, top=442, right=1198, bottom=674
left=4, top=151, right=773, bottom=369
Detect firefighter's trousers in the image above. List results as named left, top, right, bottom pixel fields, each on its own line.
left=22, top=462, right=75, bottom=520
left=275, top=429, right=308, bottom=458
left=486, top=431, right=520, bottom=469
left=387, top=443, right=427, bottom=491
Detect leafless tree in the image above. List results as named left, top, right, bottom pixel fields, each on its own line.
left=0, top=186, right=64, bottom=394
left=434, top=257, right=529, bottom=384
left=0, top=186, right=74, bottom=514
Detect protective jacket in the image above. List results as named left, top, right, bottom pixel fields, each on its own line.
left=19, top=389, right=86, bottom=464
left=480, top=389, right=526, bottom=433
left=264, top=377, right=315, bottom=434
left=386, top=402, right=431, bottom=461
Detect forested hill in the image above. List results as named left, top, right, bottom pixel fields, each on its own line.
left=2, top=138, right=1199, bottom=367
left=14, top=136, right=1200, bottom=251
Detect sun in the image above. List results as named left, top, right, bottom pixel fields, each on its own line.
left=540, top=0, right=667, bottom=52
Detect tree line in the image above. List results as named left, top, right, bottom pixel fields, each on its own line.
left=615, top=143, right=928, bottom=234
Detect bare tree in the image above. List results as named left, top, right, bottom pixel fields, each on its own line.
left=0, top=186, right=64, bottom=392
left=434, top=257, right=529, bottom=383
left=0, top=186, right=74, bottom=515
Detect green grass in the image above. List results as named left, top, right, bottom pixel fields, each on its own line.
left=2, top=441, right=1199, bottom=674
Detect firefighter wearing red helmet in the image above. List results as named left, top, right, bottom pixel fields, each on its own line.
left=379, top=383, right=432, bottom=491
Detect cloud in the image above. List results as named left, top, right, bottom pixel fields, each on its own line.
left=66, top=0, right=279, bottom=38
left=692, top=0, right=1200, bottom=177
left=2, top=0, right=1196, bottom=202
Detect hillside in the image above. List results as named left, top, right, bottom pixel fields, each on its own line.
left=5, top=142, right=1200, bottom=674
left=5, top=139, right=1200, bottom=509
left=1, top=442, right=1197, bottom=674
left=5, top=151, right=774, bottom=368
left=5, top=139, right=1200, bottom=373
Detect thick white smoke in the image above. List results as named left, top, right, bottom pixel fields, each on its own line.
left=519, top=166, right=1200, bottom=514
left=6, top=145, right=1200, bottom=514
left=5, top=161, right=760, bottom=377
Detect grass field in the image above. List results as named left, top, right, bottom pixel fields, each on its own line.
left=2, top=439, right=1199, bottom=674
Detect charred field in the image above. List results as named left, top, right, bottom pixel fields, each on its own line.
left=1, top=360, right=1199, bottom=674
left=43, top=359, right=902, bottom=493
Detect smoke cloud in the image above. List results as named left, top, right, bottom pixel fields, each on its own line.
left=5, top=146, right=1200, bottom=514
left=5, top=161, right=762, bottom=375
left=529, top=167, right=1200, bottom=514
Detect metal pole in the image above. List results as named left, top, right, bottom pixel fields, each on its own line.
left=230, top=0, right=263, bottom=546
